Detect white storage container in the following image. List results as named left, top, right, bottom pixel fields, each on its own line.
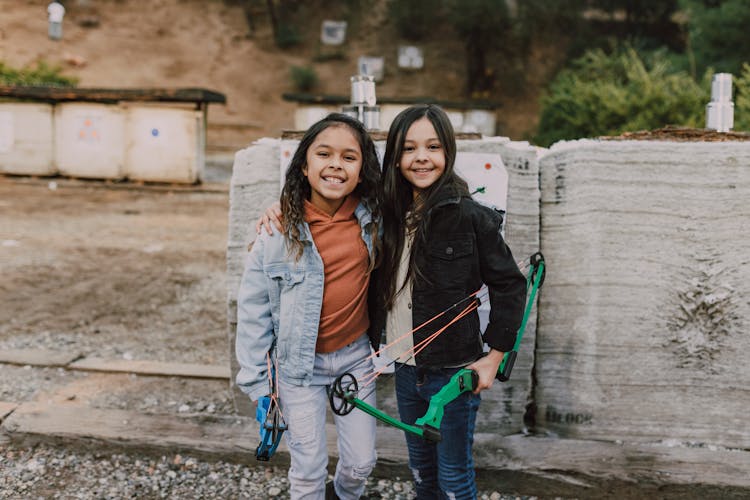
left=124, top=105, right=204, bottom=183
left=55, top=103, right=126, bottom=179
left=0, top=103, right=55, bottom=175
left=293, top=105, right=337, bottom=131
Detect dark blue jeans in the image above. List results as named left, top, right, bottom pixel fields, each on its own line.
left=394, top=363, right=480, bottom=500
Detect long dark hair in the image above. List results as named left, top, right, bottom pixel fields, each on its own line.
left=280, top=113, right=381, bottom=266
left=377, top=104, right=469, bottom=310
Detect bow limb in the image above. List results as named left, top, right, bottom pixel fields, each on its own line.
left=344, top=395, right=435, bottom=440
left=255, top=395, right=287, bottom=461
left=498, top=252, right=545, bottom=381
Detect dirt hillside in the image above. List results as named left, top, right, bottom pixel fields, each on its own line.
left=0, top=0, right=555, bottom=152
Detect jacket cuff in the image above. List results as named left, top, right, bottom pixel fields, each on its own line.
left=237, top=382, right=270, bottom=402
left=483, top=326, right=518, bottom=353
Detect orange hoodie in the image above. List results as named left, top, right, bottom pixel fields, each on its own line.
left=304, top=195, right=370, bottom=353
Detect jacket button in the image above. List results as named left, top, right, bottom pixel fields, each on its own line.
left=408, top=302, right=411, bottom=309
left=445, top=247, right=453, bottom=255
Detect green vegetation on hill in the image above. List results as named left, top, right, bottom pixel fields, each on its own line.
left=0, top=60, right=78, bottom=87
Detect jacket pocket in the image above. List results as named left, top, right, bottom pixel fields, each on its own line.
left=264, top=264, right=305, bottom=343
left=265, top=264, right=305, bottom=287
left=428, top=238, right=474, bottom=261
left=425, top=238, right=474, bottom=289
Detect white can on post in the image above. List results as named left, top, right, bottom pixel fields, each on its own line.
left=706, top=73, right=734, bottom=133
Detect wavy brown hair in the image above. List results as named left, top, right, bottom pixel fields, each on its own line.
left=279, top=113, right=381, bottom=267
left=376, top=104, right=469, bottom=310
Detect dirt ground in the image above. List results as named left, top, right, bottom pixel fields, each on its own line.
left=0, top=0, right=553, bottom=150
left=0, top=175, right=230, bottom=366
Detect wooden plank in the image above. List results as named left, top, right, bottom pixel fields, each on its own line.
left=0, top=402, right=18, bottom=421
left=2, top=401, right=259, bottom=461
left=0, top=402, right=407, bottom=468
left=0, top=348, right=81, bottom=367
left=0, top=86, right=226, bottom=104
left=68, top=358, right=230, bottom=379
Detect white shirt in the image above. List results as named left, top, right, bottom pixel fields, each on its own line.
left=385, top=229, right=416, bottom=366
left=47, top=2, right=65, bottom=22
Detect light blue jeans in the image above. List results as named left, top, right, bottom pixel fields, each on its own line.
left=278, top=334, right=377, bottom=500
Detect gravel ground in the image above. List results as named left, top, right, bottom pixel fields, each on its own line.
left=0, top=440, right=532, bottom=500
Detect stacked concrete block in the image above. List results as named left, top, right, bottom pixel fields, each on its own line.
left=537, top=139, right=750, bottom=448
left=457, top=138, right=542, bottom=436
left=0, top=103, right=55, bottom=175
left=226, top=138, right=283, bottom=414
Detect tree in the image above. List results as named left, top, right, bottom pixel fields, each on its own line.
left=444, top=0, right=512, bottom=97
left=682, top=0, right=750, bottom=75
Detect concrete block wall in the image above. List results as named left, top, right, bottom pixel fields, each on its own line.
left=536, top=139, right=750, bottom=448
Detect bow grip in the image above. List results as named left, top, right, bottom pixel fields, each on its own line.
left=496, top=350, right=517, bottom=382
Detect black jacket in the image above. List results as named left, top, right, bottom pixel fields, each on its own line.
left=370, top=188, right=527, bottom=368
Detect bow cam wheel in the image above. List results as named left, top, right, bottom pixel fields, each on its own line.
left=329, top=372, right=358, bottom=416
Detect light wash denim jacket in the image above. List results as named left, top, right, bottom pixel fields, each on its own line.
left=235, top=200, right=374, bottom=402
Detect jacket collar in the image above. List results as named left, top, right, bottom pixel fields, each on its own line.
left=426, top=185, right=467, bottom=213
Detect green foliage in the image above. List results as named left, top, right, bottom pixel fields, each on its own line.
left=681, top=0, right=750, bottom=75
left=733, top=63, right=750, bottom=131
left=387, top=0, right=444, bottom=41
left=275, top=23, right=301, bottom=48
left=534, top=47, right=709, bottom=146
left=289, top=65, right=318, bottom=92
left=0, top=60, right=77, bottom=87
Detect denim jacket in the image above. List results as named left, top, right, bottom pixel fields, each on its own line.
left=235, top=200, right=375, bottom=402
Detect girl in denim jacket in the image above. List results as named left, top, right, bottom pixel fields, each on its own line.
left=236, top=113, right=381, bottom=500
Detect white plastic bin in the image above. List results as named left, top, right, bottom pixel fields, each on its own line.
left=55, top=103, right=126, bottom=179
left=0, top=103, right=55, bottom=175
left=124, top=104, right=204, bottom=183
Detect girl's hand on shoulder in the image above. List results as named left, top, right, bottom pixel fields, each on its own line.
left=255, top=202, right=283, bottom=235
left=467, top=349, right=505, bottom=394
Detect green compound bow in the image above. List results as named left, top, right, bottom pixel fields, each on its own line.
left=328, top=252, right=545, bottom=442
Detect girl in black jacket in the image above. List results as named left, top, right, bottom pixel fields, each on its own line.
left=374, top=104, right=526, bottom=500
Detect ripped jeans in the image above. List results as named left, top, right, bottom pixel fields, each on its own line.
left=394, top=363, right=480, bottom=500
left=279, top=334, right=377, bottom=500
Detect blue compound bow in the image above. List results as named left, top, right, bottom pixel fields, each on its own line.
left=255, top=394, right=287, bottom=461
left=254, top=355, right=288, bottom=461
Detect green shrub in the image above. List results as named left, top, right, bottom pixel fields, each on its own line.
left=0, top=60, right=77, bottom=87
left=733, top=63, right=750, bottom=131
left=534, top=47, right=709, bottom=146
left=290, top=65, right=318, bottom=92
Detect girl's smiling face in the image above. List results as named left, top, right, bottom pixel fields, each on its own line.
left=399, top=117, right=446, bottom=198
left=303, top=125, right=362, bottom=215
